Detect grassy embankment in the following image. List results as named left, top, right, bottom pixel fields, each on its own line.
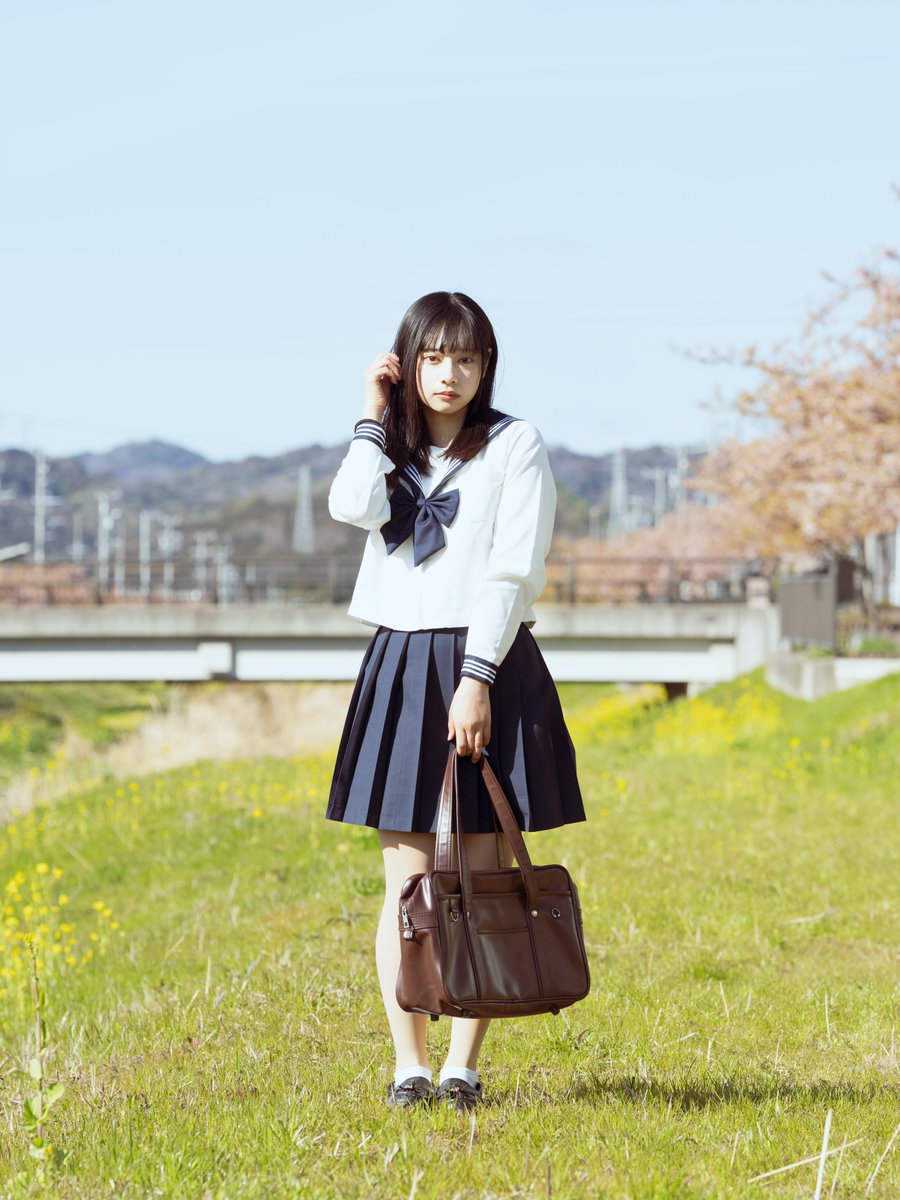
left=1, top=672, right=898, bottom=1198
left=0, top=682, right=168, bottom=810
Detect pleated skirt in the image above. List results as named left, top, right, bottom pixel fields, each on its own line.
left=325, top=623, right=586, bottom=833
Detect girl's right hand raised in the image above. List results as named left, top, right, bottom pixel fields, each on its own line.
left=362, top=352, right=401, bottom=421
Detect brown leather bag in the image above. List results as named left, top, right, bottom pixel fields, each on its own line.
left=395, top=746, right=590, bottom=1019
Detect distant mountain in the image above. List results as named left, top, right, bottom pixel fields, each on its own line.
left=71, top=439, right=209, bottom=486
left=0, top=436, right=706, bottom=565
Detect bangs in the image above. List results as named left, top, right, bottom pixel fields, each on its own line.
left=418, top=305, right=489, bottom=357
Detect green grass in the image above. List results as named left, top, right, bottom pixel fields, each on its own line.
left=1, top=671, right=898, bottom=1198
left=0, top=682, right=168, bottom=782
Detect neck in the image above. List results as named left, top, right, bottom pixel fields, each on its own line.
left=424, top=408, right=468, bottom=449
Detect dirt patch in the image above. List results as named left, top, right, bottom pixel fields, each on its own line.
left=102, top=681, right=354, bottom=774
left=1, top=681, right=354, bottom=821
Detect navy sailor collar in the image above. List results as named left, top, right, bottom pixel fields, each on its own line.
left=381, top=415, right=519, bottom=566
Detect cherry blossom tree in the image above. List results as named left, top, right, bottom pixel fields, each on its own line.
left=686, top=232, right=900, bottom=558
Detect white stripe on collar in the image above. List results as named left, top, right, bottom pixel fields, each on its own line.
left=399, top=416, right=519, bottom=496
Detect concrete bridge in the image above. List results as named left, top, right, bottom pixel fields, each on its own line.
left=0, top=603, right=780, bottom=688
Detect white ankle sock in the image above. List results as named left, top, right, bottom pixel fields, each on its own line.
left=394, top=1065, right=432, bottom=1088
left=439, top=1064, right=479, bottom=1088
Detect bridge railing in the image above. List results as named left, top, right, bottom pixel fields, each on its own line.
left=0, top=554, right=778, bottom=607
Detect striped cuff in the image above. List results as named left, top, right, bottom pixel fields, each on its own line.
left=460, top=655, right=497, bottom=686
left=353, top=418, right=386, bottom=451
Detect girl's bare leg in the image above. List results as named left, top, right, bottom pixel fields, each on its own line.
left=376, top=831, right=435, bottom=1071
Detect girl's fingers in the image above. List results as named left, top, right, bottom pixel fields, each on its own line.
left=366, top=353, right=401, bottom=376
left=454, top=726, right=491, bottom=758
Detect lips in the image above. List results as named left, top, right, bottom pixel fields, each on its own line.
left=436, top=391, right=458, bottom=399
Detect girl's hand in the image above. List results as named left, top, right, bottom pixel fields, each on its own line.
left=362, top=352, right=401, bottom=421
left=448, top=677, right=491, bottom=763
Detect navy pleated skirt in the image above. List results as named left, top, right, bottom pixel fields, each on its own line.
left=325, top=623, right=586, bottom=833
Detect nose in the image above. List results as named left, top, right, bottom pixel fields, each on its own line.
left=440, top=357, right=457, bottom=384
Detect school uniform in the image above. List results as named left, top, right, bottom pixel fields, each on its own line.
left=325, top=411, right=586, bottom=834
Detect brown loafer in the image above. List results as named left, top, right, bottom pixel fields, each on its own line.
left=386, top=1076, right=433, bottom=1108
left=434, top=1077, right=482, bottom=1112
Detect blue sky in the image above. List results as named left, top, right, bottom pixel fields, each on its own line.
left=1, top=0, right=898, bottom=461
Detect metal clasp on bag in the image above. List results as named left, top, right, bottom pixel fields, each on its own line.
left=401, top=904, right=414, bottom=940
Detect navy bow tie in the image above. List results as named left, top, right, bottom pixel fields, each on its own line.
left=381, top=484, right=460, bottom=566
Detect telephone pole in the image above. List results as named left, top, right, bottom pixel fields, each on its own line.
left=192, top=530, right=216, bottom=599
left=71, top=510, right=86, bottom=562
left=33, top=451, right=48, bottom=564
left=96, top=491, right=122, bottom=601
left=641, top=466, right=669, bottom=526
left=606, top=449, right=629, bottom=537
left=139, top=510, right=164, bottom=600
left=292, top=464, right=315, bottom=553
left=157, top=515, right=182, bottom=600
left=113, top=517, right=126, bottom=596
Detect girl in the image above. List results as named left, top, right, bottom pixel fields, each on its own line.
left=326, top=291, right=585, bottom=1111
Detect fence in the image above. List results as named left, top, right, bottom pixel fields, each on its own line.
left=0, top=554, right=777, bottom=608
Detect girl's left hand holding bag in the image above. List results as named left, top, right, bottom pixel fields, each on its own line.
left=448, top=678, right=491, bottom=763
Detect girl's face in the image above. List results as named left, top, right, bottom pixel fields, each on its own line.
left=416, top=344, right=489, bottom=417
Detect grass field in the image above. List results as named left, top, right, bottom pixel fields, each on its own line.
left=1, top=671, right=898, bottom=1198
left=0, top=682, right=167, bottom=782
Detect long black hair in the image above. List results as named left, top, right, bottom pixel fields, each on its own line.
left=383, top=291, right=506, bottom=485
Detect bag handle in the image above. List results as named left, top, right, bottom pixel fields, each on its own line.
left=435, top=746, right=540, bottom=913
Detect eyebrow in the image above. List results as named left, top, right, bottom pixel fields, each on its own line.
left=421, top=346, right=479, bottom=353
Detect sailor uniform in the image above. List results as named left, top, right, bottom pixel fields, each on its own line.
left=328, top=414, right=556, bottom=680
left=325, top=411, right=586, bottom=833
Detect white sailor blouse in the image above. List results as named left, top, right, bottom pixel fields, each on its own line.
left=327, top=414, right=557, bottom=685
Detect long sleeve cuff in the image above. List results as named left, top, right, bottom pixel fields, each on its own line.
left=460, top=654, right=498, bottom=686
left=353, top=418, right=386, bottom=451
left=328, top=421, right=395, bottom=529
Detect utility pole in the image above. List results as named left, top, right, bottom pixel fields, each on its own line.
left=138, top=509, right=166, bottom=600
left=292, top=463, right=315, bottom=553
left=113, top=516, right=126, bottom=597
left=71, top=510, right=85, bottom=562
left=669, top=450, right=691, bottom=511
left=214, top=543, right=234, bottom=605
left=95, top=491, right=121, bottom=601
left=97, top=493, right=110, bottom=596
left=157, top=515, right=182, bottom=600
left=641, top=466, right=669, bottom=526
left=33, top=451, right=48, bottom=564
left=192, top=530, right=216, bottom=600
left=139, top=510, right=152, bottom=600
left=606, top=448, right=629, bottom=537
